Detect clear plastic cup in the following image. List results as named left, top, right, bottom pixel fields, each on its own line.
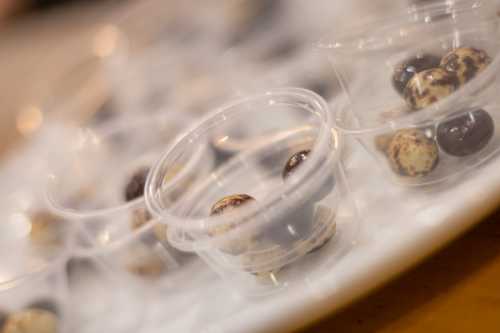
left=318, top=0, right=500, bottom=186
left=65, top=255, right=146, bottom=333
left=0, top=195, right=72, bottom=290
left=214, top=50, right=340, bottom=159
left=74, top=220, right=181, bottom=287
left=0, top=189, right=72, bottom=332
left=0, top=263, right=69, bottom=333
left=145, top=88, right=359, bottom=295
left=45, top=113, right=212, bottom=268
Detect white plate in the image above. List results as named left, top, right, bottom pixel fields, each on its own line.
left=135, top=137, right=500, bottom=333
left=4, top=118, right=499, bottom=333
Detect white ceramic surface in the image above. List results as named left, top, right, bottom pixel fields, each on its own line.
left=6, top=124, right=499, bottom=333
left=134, top=137, right=500, bottom=333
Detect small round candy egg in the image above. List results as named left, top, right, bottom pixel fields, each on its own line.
left=404, top=68, right=458, bottom=110
left=440, top=47, right=491, bottom=85
left=210, top=194, right=257, bottom=255
left=210, top=194, right=255, bottom=216
left=437, top=109, right=495, bottom=156
left=392, top=54, right=441, bottom=95
left=387, top=128, right=439, bottom=177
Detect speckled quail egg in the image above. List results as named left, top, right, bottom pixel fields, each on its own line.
left=387, top=128, right=439, bottom=177
left=404, top=68, right=458, bottom=110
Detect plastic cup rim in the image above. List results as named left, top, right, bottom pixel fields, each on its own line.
left=145, top=87, right=340, bottom=235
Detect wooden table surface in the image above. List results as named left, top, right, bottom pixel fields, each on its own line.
left=3, top=4, right=500, bottom=333
left=300, top=208, right=500, bottom=332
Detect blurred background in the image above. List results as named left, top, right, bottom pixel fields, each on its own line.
left=0, top=0, right=413, bottom=159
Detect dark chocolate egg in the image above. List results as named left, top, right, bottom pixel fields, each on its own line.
left=392, top=54, right=441, bottom=95
left=124, top=167, right=149, bottom=202
left=437, top=109, right=494, bottom=156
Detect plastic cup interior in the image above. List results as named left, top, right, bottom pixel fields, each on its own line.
left=45, top=113, right=206, bottom=254
left=0, top=190, right=72, bottom=289
left=319, top=0, right=500, bottom=129
left=319, top=0, right=500, bottom=186
left=0, top=264, right=68, bottom=333
left=146, top=88, right=358, bottom=295
left=66, top=256, right=146, bottom=333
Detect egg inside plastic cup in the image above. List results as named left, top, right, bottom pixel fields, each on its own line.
left=0, top=196, right=72, bottom=333
left=45, top=113, right=212, bottom=282
left=0, top=186, right=72, bottom=301
left=318, top=0, right=500, bottom=186
left=146, top=88, right=359, bottom=296
left=0, top=262, right=69, bottom=333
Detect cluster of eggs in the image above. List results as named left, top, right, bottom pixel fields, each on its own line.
left=207, top=150, right=335, bottom=281
left=381, top=47, right=495, bottom=178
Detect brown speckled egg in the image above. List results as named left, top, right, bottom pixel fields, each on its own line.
left=2, top=309, right=58, bottom=333
left=210, top=194, right=255, bottom=216
left=387, top=129, right=439, bottom=177
left=282, top=150, right=310, bottom=179
left=392, top=54, right=441, bottom=95
left=404, top=68, right=458, bottom=110
left=441, top=47, right=491, bottom=85
left=209, top=194, right=256, bottom=255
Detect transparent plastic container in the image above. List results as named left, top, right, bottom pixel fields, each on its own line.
left=0, top=190, right=72, bottom=332
left=214, top=50, right=340, bottom=158
left=0, top=197, right=72, bottom=289
left=146, top=88, right=358, bottom=295
left=45, top=113, right=212, bottom=265
left=0, top=263, right=69, bottom=333
left=318, top=0, right=500, bottom=186
left=66, top=255, right=146, bottom=333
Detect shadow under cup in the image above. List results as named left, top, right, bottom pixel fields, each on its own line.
left=146, top=88, right=359, bottom=295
